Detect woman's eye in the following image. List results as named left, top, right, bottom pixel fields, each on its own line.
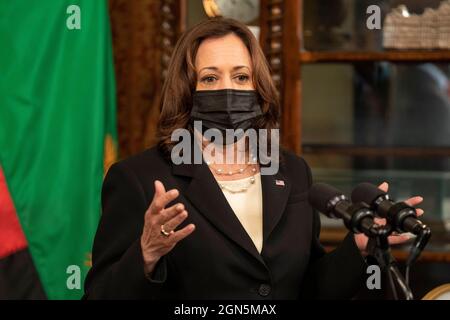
left=236, top=74, right=250, bottom=83
left=201, top=76, right=217, bottom=84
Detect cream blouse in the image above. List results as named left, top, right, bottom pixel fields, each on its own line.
left=217, top=173, right=263, bottom=253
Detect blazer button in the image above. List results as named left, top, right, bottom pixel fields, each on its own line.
left=258, top=284, right=271, bottom=297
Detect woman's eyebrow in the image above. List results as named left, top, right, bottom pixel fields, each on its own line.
left=198, top=66, right=251, bottom=73
left=232, top=66, right=251, bottom=72
left=199, top=66, right=221, bottom=73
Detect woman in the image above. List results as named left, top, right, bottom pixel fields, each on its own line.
left=83, top=18, right=423, bottom=299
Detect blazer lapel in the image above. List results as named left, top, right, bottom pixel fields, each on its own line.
left=260, top=167, right=291, bottom=247
left=172, top=161, right=266, bottom=265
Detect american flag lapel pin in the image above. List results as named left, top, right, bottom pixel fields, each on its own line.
left=275, top=179, right=285, bottom=186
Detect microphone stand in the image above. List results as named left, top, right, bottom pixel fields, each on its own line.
left=365, top=224, right=414, bottom=300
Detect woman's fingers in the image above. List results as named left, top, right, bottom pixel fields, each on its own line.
left=378, top=182, right=389, bottom=192
left=170, top=224, right=196, bottom=243
left=404, top=196, right=423, bottom=207
left=388, top=234, right=413, bottom=245
left=162, top=210, right=188, bottom=232
left=154, top=180, right=166, bottom=198
left=149, top=180, right=179, bottom=214
left=141, top=181, right=194, bottom=268
left=403, top=197, right=424, bottom=216
left=377, top=182, right=424, bottom=210
left=377, top=183, right=424, bottom=217
left=152, top=189, right=179, bottom=213
left=156, top=203, right=185, bottom=224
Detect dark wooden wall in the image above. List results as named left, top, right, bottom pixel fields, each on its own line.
left=108, top=0, right=185, bottom=159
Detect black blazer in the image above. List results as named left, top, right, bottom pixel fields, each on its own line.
left=83, top=146, right=367, bottom=300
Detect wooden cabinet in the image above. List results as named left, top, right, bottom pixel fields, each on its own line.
left=259, top=0, right=450, bottom=155
left=259, top=0, right=450, bottom=265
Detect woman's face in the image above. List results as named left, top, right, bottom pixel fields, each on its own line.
left=195, top=33, right=255, bottom=91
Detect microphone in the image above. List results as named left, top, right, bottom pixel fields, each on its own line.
left=308, top=183, right=383, bottom=237
left=351, top=182, right=427, bottom=234
left=351, top=182, right=431, bottom=265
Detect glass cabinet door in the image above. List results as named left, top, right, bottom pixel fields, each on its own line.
left=301, top=62, right=450, bottom=245
left=302, top=0, right=447, bottom=51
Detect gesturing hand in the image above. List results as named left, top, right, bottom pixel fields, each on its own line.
left=141, top=180, right=195, bottom=275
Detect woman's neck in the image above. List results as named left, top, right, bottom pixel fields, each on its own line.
left=198, top=134, right=260, bottom=181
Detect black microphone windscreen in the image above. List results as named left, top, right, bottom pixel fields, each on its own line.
left=308, top=183, right=343, bottom=214
left=351, top=182, right=385, bottom=205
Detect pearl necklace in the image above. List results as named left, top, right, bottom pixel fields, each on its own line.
left=206, top=155, right=258, bottom=176
left=218, top=175, right=256, bottom=193
left=208, top=163, right=258, bottom=176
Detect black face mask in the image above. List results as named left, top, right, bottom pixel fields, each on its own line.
left=190, top=89, right=262, bottom=132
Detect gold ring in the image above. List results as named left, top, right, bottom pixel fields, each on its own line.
left=160, top=224, right=173, bottom=237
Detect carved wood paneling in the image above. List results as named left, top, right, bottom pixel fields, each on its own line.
left=108, top=0, right=185, bottom=159
left=260, top=0, right=302, bottom=154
